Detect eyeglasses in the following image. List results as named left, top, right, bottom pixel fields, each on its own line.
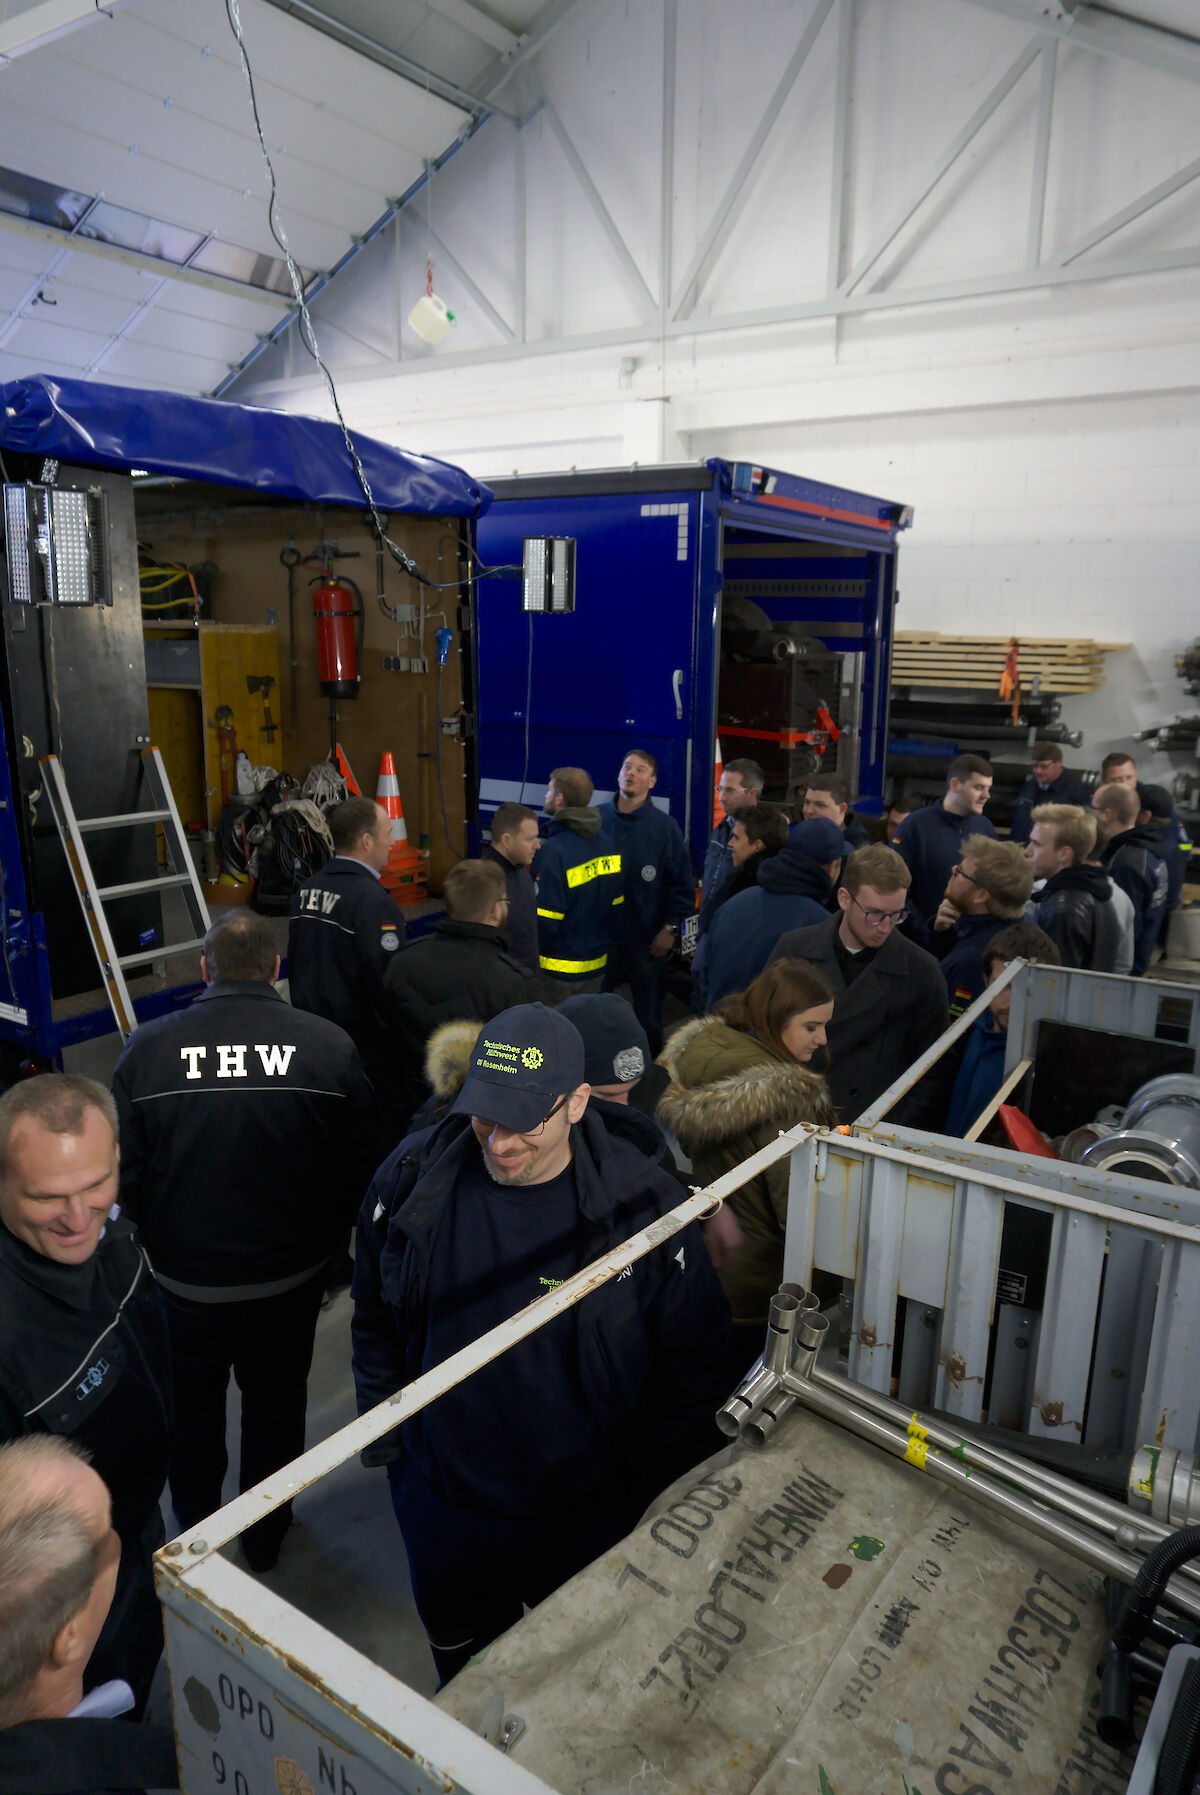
left=474, top=1095, right=569, bottom=1139
left=950, top=862, right=984, bottom=888
left=849, top=894, right=908, bottom=928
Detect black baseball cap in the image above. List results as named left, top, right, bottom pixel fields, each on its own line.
left=558, top=993, right=649, bottom=1088
left=452, top=1002, right=585, bottom=1131
left=1138, top=782, right=1173, bottom=822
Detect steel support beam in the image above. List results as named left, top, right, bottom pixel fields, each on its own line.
left=0, top=209, right=294, bottom=312
left=427, top=0, right=518, bottom=56
left=399, top=214, right=516, bottom=341
left=214, top=121, right=484, bottom=395
left=659, top=0, right=677, bottom=319
left=474, top=0, right=590, bottom=101
left=543, top=103, right=657, bottom=320
left=1051, top=152, right=1200, bottom=266
left=0, top=0, right=126, bottom=63
left=826, top=0, right=854, bottom=295
left=1026, top=38, right=1056, bottom=268
left=959, top=0, right=1200, bottom=85
left=841, top=36, right=1044, bottom=296
left=239, top=242, right=1200, bottom=393
left=259, top=0, right=512, bottom=119
left=672, top=0, right=837, bottom=322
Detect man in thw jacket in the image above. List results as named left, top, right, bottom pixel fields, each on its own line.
left=352, top=1003, right=732, bottom=1686
left=112, top=910, right=377, bottom=1571
left=599, top=749, right=695, bottom=1054
left=535, top=766, right=623, bottom=1002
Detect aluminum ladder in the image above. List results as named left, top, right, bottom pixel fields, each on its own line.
left=41, top=746, right=212, bottom=1042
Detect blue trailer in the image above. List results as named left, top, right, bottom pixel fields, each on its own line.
left=472, top=460, right=912, bottom=869
left=0, top=375, right=487, bottom=1069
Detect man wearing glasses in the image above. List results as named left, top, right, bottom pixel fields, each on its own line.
left=768, top=845, right=951, bottom=1126
left=351, top=1002, right=732, bottom=1686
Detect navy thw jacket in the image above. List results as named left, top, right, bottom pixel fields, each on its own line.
left=1101, top=824, right=1169, bottom=976
left=598, top=799, right=694, bottom=946
left=535, top=808, right=622, bottom=982
left=931, top=911, right=1009, bottom=1017
left=351, top=1105, right=732, bottom=1511
left=701, top=846, right=831, bottom=1007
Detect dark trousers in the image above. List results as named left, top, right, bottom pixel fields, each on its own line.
left=163, top=1275, right=325, bottom=1565
left=388, top=1460, right=641, bottom=1686
left=603, top=943, right=669, bottom=1055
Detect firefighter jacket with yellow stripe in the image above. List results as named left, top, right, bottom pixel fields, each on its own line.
left=535, top=808, right=623, bottom=982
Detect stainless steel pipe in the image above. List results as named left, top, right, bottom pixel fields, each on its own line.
left=781, top=1370, right=1200, bottom=1628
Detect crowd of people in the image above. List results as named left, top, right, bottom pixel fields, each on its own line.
left=0, top=735, right=1190, bottom=1781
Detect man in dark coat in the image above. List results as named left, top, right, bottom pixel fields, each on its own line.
left=482, top=801, right=540, bottom=975
left=288, top=794, right=407, bottom=1137
left=599, top=749, right=695, bottom=1054
left=1102, top=753, right=1193, bottom=921
left=699, top=757, right=763, bottom=923
left=112, top=910, right=377, bottom=1572
left=382, top=858, right=539, bottom=1122
left=352, top=1003, right=732, bottom=1686
left=1094, top=783, right=1168, bottom=975
left=0, top=1077, right=171, bottom=1715
left=927, top=838, right=1033, bottom=1017
left=1027, top=803, right=1120, bottom=971
left=768, top=844, right=951, bottom=1127
left=1008, top=742, right=1092, bottom=844
left=702, top=818, right=846, bottom=1008
left=0, top=1438, right=179, bottom=1795
left=895, top=754, right=997, bottom=933
left=690, top=802, right=788, bottom=1005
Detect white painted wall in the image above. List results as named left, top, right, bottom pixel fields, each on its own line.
left=231, top=0, right=1200, bottom=785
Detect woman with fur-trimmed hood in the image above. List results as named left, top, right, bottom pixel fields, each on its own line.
left=657, top=958, right=835, bottom=1360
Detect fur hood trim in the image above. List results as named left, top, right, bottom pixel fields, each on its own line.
left=656, top=1016, right=833, bottom=1151
left=423, top=1019, right=484, bottom=1098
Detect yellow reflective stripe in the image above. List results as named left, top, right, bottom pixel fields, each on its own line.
left=612, top=894, right=624, bottom=905
left=536, top=908, right=565, bottom=920
left=539, top=953, right=608, bottom=974
left=565, top=854, right=622, bottom=889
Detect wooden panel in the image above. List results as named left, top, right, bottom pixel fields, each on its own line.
left=892, top=632, right=1130, bottom=695
left=197, top=624, right=281, bottom=827
left=132, top=498, right=468, bottom=890
left=147, top=685, right=205, bottom=831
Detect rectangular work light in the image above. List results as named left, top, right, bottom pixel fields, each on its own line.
left=522, top=536, right=576, bottom=613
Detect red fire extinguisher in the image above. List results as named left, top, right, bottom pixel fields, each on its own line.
left=311, top=570, right=364, bottom=698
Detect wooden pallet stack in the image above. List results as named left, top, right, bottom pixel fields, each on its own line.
left=892, top=633, right=1129, bottom=693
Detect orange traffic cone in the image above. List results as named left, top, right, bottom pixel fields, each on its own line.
left=376, top=751, right=428, bottom=905
left=376, top=751, right=414, bottom=849
left=712, top=738, right=724, bottom=830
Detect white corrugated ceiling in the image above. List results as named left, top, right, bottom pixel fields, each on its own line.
left=0, top=0, right=1196, bottom=399
left=0, top=0, right=503, bottom=395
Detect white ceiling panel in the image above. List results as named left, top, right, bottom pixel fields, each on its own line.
left=98, top=338, right=233, bottom=386
left=117, top=304, right=262, bottom=366
left=3, top=315, right=115, bottom=364
left=55, top=253, right=164, bottom=304
left=0, top=231, right=60, bottom=277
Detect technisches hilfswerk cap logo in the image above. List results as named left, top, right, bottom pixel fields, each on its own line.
left=452, top=1003, right=585, bottom=1132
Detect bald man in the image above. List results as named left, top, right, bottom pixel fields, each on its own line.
left=0, top=1437, right=178, bottom=1792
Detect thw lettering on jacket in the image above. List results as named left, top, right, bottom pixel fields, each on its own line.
left=178, top=1044, right=299, bottom=1079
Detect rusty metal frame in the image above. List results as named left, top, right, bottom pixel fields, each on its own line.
left=156, top=1044, right=1200, bottom=1790
left=155, top=1135, right=806, bottom=1794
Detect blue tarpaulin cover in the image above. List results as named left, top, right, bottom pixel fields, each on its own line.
left=0, top=374, right=491, bottom=517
